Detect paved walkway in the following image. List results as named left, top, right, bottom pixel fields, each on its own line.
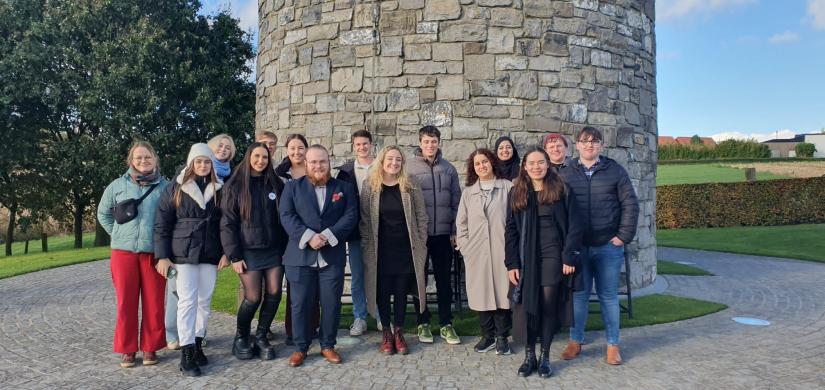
left=1, top=248, right=824, bottom=389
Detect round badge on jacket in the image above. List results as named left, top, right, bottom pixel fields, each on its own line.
left=268, top=192, right=277, bottom=200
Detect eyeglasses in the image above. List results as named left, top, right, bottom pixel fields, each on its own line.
left=577, top=140, right=602, bottom=146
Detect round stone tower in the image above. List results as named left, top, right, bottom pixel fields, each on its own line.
left=256, top=0, right=658, bottom=288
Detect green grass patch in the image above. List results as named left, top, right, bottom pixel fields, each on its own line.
left=657, top=164, right=788, bottom=186
left=658, top=224, right=825, bottom=262
left=657, top=260, right=713, bottom=276
left=1, top=233, right=97, bottom=258
left=0, top=246, right=111, bottom=279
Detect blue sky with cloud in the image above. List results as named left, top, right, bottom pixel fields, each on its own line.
left=202, top=0, right=825, bottom=141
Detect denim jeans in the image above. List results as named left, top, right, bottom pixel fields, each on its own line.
left=347, top=240, right=368, bottom=320
left=570, top=242, right=625, bottom=345
left=165, top=277, right=178, bottom=343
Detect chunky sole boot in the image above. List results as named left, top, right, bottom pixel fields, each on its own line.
left=232, top=333, right=258, bottom=360
left=194, top=337, right=208, bottom=366
left=379, top=328, right=395, bottom=355
left=253, top=333, right=276, bottom=360
left=538, top=349, right=553, bottom=378
left=179, top=345, right=202, bottom=377
left=393, top=327, right=409, bottom=355
left=517, top=347, right=537, bottom=377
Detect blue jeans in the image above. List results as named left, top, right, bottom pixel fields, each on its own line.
left=348, top=240, right=368, bottom=320
left=570, top=242, right=625, bottom=345
left=165, top=278, right=178, bottom=343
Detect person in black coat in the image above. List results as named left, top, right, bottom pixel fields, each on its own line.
left=494, top=136, right=520, bottom=181
left=220, top=142, right=288, bottom=361
left=154, top=143, right=226, bottom=377
left=504, top=147, right=583, bottom=379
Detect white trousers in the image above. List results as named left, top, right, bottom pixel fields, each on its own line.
left=176, top=263, right=218, bottom=346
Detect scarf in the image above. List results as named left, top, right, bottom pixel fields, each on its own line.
left=494, top=136, right=520, bottom=181
left=521, top=189, right=541, bottom=329
left=128, top=167, right=159, bottom=187
left=213, top=158, right=231, bottom=181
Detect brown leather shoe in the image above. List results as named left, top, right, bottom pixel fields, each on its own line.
left=120, top=353, right=136, bottom=368
left=380, top=328, right=395, bottom=355
left=393, top=327, right=409, bottom=355
left=288, top=351, right=307, bottom=367
left=321, top=348, right=342, bottom=364
left=606, top=345, right=622, bottom=365
left=560, top=341, right=581, bottom=360
left=142, top=351, right=158, bottom=366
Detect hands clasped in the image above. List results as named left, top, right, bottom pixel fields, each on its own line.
left=309, top=233, right=328, bottom=250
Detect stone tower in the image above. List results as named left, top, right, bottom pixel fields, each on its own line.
left=256, top=0, right=658, bottom=288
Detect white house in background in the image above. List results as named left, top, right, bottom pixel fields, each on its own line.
left=804, top=134, right=825, bottom=157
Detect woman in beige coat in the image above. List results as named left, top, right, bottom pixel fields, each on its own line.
left=456, top=148, right=514, bottom=356
left=360, top=146, right=428, bottom=355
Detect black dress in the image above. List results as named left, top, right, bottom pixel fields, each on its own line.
left=376, top=184, right=415, bottom=275
left=538, top=203, right=563, bottom=286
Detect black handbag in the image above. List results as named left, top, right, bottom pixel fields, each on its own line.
left=111, top=184, right=159, bottom=224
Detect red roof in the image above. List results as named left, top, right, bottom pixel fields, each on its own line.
left=659, top=136, right=716, bottom=147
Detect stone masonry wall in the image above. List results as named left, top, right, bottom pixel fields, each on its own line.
left=256, top=0, right=658, bottom=288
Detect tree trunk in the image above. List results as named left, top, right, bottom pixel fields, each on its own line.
left=41, top=232, right=48, bottom=253
left=73, top=192, right=85, bottom=249
left=24, top=240, right=29, bottom=254
left=94, top=218, right=110, bottom=247
left=5, top=203, right=16, bottom=256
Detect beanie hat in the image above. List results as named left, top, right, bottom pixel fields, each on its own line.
left=187, top=143, right=215, bottom=166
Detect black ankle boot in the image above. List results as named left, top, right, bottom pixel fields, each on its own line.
left=232, top=331, right=257, bottom=360
left=179, top=344, right=201, bottom=377
left=254, top=329, right=276, bottom=360
left=254, top=293, right=280, bottom=360
left=194, top=337, right=208, bottom=366
left=538, top=347, right=553, bottom=378
left=517, top=345, right=537, bottom=377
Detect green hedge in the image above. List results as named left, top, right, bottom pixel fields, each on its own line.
left=657, top=177, right=825, bottom=229
left=659, top=157, right=825, bottom=165
left=660, top=139, right=770, bottom=161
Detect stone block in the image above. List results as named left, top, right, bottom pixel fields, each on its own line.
left=463, top=43, right=486, bottom=55
left=432, top=43, right=463, bottom=61
left=403, top=61, right=447, bottom=74
left=542, top=32, right=569, bottom=56
left=446, top=61, right=463, bottom=74
left=516, top=39, right=540, bottom=56
left=399, top=0, right=425, bottom=9
left=420, top=88, right=436, bottom=103
left=487, top=28, right=515, bottom=53
left=387, top=88, right=420, bottom=111
left=478, top=0, right=512, bottom=5
left=524, top=0, right=552, bottom=17
left=310, top=58, right=330, bottom=81
left=330, top=47, right=355, bottom=67
left=381, top=36, right=403, bottom=57
left=490, top=8, right=523, bottom=27
left=284, top=29, right=307, bottom=45
left=453, top=118, right=487, bottom=139
left=398, top=112, right=420, bottom=125
left=472, top=105, right=510, bottom=118
left=353, top=4, right=373, bottom=27
left=298, top=45, right=313, bottom=65
left=417, top=22, right=438, bottom=34
left=550, top=88, right=584, bottom=103
left=335, top=111, right=364, bottom=125
left=496, top=56, right=528, bottom=70
left=421, top=101, right=453, bottom=126
left=591, top=50, right=612, bottom=68
left=316, top=94, right=338, bottom=113
left=509, top=71, right=538, bottom=99
left=364, top=57, right=404, bottom=77
left=340, top=29, right=377, bottom=45
left=302, top=5, right=322, bottom=26
left=436, top=75, right=464, bottom=100
left=469, top=77, right=509, bottom=97
left=404, top=44, right=432, bottom=60
left=568, top=104, right=587, bottom=123
left=307, top=24, right=338, bottom=42
left=303, top=80, right=329, bottom=95
left=440, top=22, right=487, bottom=42
left=290, top=65, right=311, bottom=84
left=331, top=68, right=363, bottom=92
left=380, top=10, right=418, bottom=36
left=525, top=102, right=564, bottom=130
left=305, top=113, right=333, bottom=137
left=528, top=55, right=564, bottom=71
left=465, top=55, right=495, bottom=80
left=424, top=0, right=461, bottom=21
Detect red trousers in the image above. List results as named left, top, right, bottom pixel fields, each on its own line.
left=110, top=249, right=166, bottom=354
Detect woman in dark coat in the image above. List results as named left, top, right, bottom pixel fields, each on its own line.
left=494, top=136, right=520, bottom=181
left=504, top=147, right=583, bottom=378
left=154, top=143, right=226, bottom=377
left=220, top=142, right=288, bottom=361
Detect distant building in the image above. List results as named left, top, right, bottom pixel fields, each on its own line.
left=762, top=134, right=805, bottom=158
left=804, top=134, right=825, bottom=158
left=658, top=136, right=716, bottom=147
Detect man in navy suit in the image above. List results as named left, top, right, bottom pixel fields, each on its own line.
left=280, top=144, right=358, bottom=367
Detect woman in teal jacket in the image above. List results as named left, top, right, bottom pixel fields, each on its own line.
left=97, top=141, right=169, bottom=368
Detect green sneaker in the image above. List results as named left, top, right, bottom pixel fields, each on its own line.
left=440, top=324, right=461, bottom=345
left=417, top=324, right=434, bottom=343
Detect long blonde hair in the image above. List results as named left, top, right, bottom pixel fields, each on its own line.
left=367, top=145, right=414, bottom=193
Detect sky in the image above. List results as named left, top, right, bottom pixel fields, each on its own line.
left=201, top=0, right=825, bottom=142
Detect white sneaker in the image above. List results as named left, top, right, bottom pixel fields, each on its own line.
left=349, top=318, right=368, bottom=336
left=167, top=341, right=180, bottom=350
left=376, top=322, right=383, bottom=331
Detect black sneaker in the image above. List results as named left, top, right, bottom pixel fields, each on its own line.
left=474, top=337, right=496, bottom=353
left=495, top=336, right=512, bottom=355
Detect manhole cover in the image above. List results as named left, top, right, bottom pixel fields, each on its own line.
left=732, top=317, right=770, bottom=326
left=336, top=336, right=363, bottom=346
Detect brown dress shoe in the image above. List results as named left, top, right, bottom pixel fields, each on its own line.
left=380, top=328, right=395, bottom=355
left=606, top=345, right=622, bottom=365
left=288, top=351, right=307, bottom=367
left=142, top=351, right=158, bottom=366
left=120, top=353, right=136, bottom=368
left=393, top=327, right=408, bottom=355
left=560, top=341, right=581, bottom=360
left=321, top=348, right=342, bottom=364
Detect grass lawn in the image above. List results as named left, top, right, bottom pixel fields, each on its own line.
left=211, top=268, right=726, bottom=336
left=657, top=260, right=713, bottom=276
left=657, top=164, right=788, bottom=186
left=1, top=233, right=96, bottom=258
left=0, top=246, right=111, bottom=279
left=658, top=224, right=825, bottom=263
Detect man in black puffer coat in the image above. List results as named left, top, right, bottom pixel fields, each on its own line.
left=557, top=127, right=639, bottom=366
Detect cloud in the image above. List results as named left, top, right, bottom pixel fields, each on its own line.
left=657, top=0, right=757, bottom=22
left=711, top=129, right=796, bottom=142
left=809, top=0, right=825, bottom=29
left=768, top=31, right=800, bottom=44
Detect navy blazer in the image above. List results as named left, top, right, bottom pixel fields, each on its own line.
left=279, top=176, right=359, bottom=267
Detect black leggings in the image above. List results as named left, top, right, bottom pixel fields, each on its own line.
left=236, top=266, right=284, bottom=333
left=527, top=285, right=560, bottom=351
left=377, top=273, right=414, bottom=329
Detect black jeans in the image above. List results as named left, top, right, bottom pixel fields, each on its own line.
left=415, top=235, right=453, bottom=326
left=478, top=309, right=512, bottom=338
left=377, top=273, right=413, bottom=328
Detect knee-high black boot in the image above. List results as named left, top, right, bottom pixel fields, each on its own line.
left=233, top=299, right=260, bottom=360
left=254, top=293, right=281, bottom=360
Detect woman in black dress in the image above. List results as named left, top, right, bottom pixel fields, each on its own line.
left=504, top=147, right=583, bottom=378
left=220, top=142, right=288, bottom=361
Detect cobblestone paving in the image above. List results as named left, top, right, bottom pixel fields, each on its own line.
left=1, top=248, right=824, bottom=389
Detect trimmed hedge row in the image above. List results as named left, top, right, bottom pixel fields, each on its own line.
left=657, top=177, right=825, bottom=229
left=659, top=157, right=825, bottom=165
left=659, top=139, right=770, bottom=161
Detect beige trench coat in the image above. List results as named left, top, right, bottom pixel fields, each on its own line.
left=360, top=183, right=429, bottom=317
left=456, top=179, right=513, bottom=311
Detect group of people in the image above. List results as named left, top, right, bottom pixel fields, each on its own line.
left=97, top=124, right=638, bottom=379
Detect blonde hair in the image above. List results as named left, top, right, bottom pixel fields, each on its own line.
left=207, top=134, right=236, bottom=160
left=126, top=140, right=160, bottom=172
left=367, top=146, right=414, bottom=193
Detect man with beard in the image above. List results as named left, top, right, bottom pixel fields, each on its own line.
left=279, top=145, right=358, bottom=367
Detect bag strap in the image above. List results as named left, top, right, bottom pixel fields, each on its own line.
left=135, top=183, right=159, bottom=205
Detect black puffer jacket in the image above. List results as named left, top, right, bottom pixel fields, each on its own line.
left=220, top=175, right=288, bottom=261
left=558, top=156, right=639, bottom=246
left=154, top=177, right=223, bottom=265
